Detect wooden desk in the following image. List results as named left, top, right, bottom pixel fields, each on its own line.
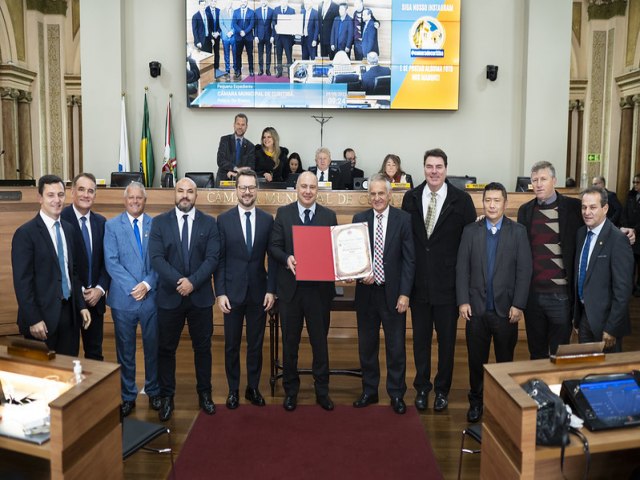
left=0, top=347, right=121, bottom=479
left=482, top=351, right=640, bottom=479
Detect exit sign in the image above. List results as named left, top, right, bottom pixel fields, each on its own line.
left=587, top=153, right=601, bottom=162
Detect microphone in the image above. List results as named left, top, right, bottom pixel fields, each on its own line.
left=16, top=168, right=36, bottom=180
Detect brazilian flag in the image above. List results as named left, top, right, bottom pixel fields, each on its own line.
left=139, top=92, right=154, bottom=187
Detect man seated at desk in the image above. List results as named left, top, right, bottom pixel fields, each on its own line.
left=308, top=147, right=344, bottom=189
left=361, top=52, right=390, bottom=95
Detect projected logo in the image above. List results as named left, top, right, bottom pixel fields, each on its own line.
left=410, top=16, right=446, bottom=58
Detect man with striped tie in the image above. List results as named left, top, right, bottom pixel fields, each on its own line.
left=352, top=174, right=415, bottom=414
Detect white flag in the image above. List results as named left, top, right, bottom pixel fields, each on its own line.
left=119, top=95, right=130, bottom=172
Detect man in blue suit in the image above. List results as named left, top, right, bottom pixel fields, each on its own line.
left=61, top=173, right=110, bottom=361
left=232, top=0, right=255, bottom=78
left=271, top=0, right=296, bottom=78
left=215, top=171, right=276, bottom=409
left=149, top=178, right=220, bottom=421
left=330, top=3, right=353, bottom=57
left=301, top=0, right=319, bottom=61
left=361, top=52, right=390, bottom=95
left=254, top=0, right=273, bottom=76
left=192, top=0, right=214, bottom=53
left=360, top=8, right=379, bottom=58
left=206, top=0, right=222, bottom=71
left=104, top=182, right=160, bottom=418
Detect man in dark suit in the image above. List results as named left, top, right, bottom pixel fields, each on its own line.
left=319, top=0, right=339, bottom=59
left=343, top=148, right=364, bottom=190
left=269, top=171, right=338, bottom=411
left=215, top=170, right=276, bottom=409
left=308, top=147, right=344, bottom=189
left=104, top=182, right=160, bottom=418
left=352, top=174, right=415, bottom=414
left=359, top=7, right=378, bottom=58
left=401, top=148, right=476, bottom=412
left=192, top=0, right=214, bottom=53
left=330, top=3, right=353, bottom=57
left=206, top=0, right=221, bottom=71
left=232, top=0, right=255, bottom=78
left=457, top=183, right=532, bottom=423
left=61, top=173, right=110, bottom=361
left=216, top=113, right=255, bottom=183
left=149, top=178, right=220, bottom=421
left=592, top=176, right=622, bottom=226
left=574, top=186, right=633, bottom=352
left=12, top=175, right=91, bottom=356
left=301, top=0, right=319, bottom=60
left=361, top=52, right=390, bottom=95
left=254, top=0, right=273, bottom=76
left=271, top=0, right=296, bottom=78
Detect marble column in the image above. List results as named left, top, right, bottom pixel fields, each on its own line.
left=67, top=96, right=75, bottom=180
left=566, top=101, right=575, bottom=178
left=575, top=100, right=584, bottom=186
left=617, top=96, right=634, bottom=204
left=17, top=90, right=34, bottom=180
left=0, top=88, right=20, bottom=179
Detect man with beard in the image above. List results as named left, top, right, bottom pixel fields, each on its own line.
left=215, top=170, right=276, bottom=409
left=149, top=178, right=220, bottom=421
left=216, top=113, right=255, bottom=184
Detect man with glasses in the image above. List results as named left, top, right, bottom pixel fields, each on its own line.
left=215, top=170, right=276, bottom=409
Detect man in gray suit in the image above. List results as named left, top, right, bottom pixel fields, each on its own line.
left=104, top=182, right=160, bottom=418
left=574, top=186, right=634, bottom=352
left=456, top=183, right=532, bottom=423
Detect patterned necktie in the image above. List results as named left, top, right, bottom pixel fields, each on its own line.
left=245, top=211, right=253, bottom=256
left=424, top=191, right=438, bottom=238
left=80, top=216, right=92, bottom=285
left=373, top=213, right=385, bottom=284
left=491, top=226, right=497, bottom=235
left=303, top=209, right=311, bottom=225
left=133, top=218, right=143, bottom=259
left=578, top=230, right=594, bottom=301
left=182, top=214, right=190, bottom=274
left=55, top=221, right=70, bottom=299
left=235, top=138, right=242, bottom=166
left=319, top=171, right=325, bottom=182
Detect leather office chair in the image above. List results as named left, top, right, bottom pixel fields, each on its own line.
left=372, top=75, right=391, bottom=95
left=122, top=418, right=174, bottom=477
left=457, top=423, right=482, bottom=480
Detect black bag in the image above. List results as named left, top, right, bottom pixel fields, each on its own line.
left=521, top=378, right=570, bottom=446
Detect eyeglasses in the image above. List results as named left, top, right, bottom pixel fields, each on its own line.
left=237, top=186, right=257, bottom=192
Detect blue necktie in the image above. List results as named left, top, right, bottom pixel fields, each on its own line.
left=235, top=138, right=242, bottom=166
left=55, top=221, right=70, bottom=299
left=578, top=230, right=594, bottom=301
left=133, top=218, right=143, bottom=259
left=304, top=209, right=311, bottom=225
left=182, top=214, right=190, bottom=274
left=80, top=216, right=92, bottom=286
left=245, top=211, right=252, bottom=257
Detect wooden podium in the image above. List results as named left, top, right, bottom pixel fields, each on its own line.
left=0, top=346, right=122, bottom=479
left=482, top=351, right=640, bottom=479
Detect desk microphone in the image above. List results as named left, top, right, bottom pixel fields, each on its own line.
left=16, top=168, right=36, bottom=180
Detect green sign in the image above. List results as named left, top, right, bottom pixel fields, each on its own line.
left=587, top=153, right=601, bottom=162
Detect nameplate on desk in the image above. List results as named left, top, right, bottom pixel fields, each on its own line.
left=391, top=182, right=410, bottom=190
left=465, top=183, right=487, bottom=190
left=219, top=180, right=236, bottom=188
left=318, top=181, right=333, bottom=190
left=0, top=191, right=22, bottom=201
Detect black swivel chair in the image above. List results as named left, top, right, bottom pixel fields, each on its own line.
left=457, top=423, right=482, bottom=480
left=448, top=175, right=477, bottom=191
left=110, top=172, right=145, bottom=187
left=185, top=171, right=215, bottom=188
left=333, top=73, right=362, bottom=92
left=161, top=172, right=174, bottom=188
left=122, top=418, right=174, bottom=477
left=372, top=75, right=391, bottom=95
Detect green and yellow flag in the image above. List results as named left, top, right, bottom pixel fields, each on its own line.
left=139, top=92, right=154, bottom=187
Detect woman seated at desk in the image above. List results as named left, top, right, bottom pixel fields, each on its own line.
left=282, top=152, right=305, bottom=181
left=379, top=154, right=413, bottom=187
left=255, top=127, right=288, bottom=183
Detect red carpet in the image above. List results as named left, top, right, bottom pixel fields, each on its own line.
left=173, top=405, right=442, bottom=479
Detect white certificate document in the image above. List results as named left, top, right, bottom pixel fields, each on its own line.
left=331, top=223, right=372, bottom=281
left=275, top=14, right=303, bottom=36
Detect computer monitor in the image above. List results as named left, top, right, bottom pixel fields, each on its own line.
left=110, top=172, right=144, bottom=187
left=185, top=172, right=215, bottom=188
left=285, top=173, right=300, bottom=187
left=516, top=176, right=532, bottom=192
left=0, top=179, right=36, bottom=187
left=448, top=175, right=476, bottom=190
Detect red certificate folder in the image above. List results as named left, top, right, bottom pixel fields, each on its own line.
left=292, top=226, right=335, bottom=281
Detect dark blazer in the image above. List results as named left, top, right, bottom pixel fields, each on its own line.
left=192, top=10, right=214, bottom=51
left=232, top=7, right=256, bottom=42
left=606, top=190, right=622, bottom=226
left=331, top=15, right=354, bottom=51
left=301, top=7, right=320, bottom=56
left=269, top=202, right=337, bottom=303
left=255, top=145, right=288, bottom=182
left=61, top=206, right=110, bottom=315
left=149, top=209, right=220, bottom=310
left=214, top=207, right=276, bottom=306
left=456, top=217, right=532, bottom=318
left=216, top=134, right=256, bottom=182
left=622, top=189, right=640, bottom=254
left=517, top=191, right=583, bottom=304
left=319, top=2, right=340, bottom=49
left=362, top=65, right=390, bottom=94
left=255, top=5, right=273, bottom=40
left=401, top=180, right=477, bottom=305
left=308, top=165, right=344, bottom=189
left=271, top=5, right=296, bottom=41
left=205, top=5, right=221, bottom=37
left=361, top=19, right=378, bottom=56
left=573, top=219, right=634, bottom=338
left=12, top=215, right=85, bottom=336
left=353, top=207, right=415, bottom=313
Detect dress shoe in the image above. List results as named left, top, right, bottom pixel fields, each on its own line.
left=226, top=390, right=239, bottom=410
left=234, top=72, right=241, bottom=79
left=433, top=393, right=449, bottom=412
left=275, top=72, right=282, bottom=78
left=316, top=395, right=334, bottom=411
left=391, top=397, right=406, bottom=415
left=148, top=395, right=162, bottom=411
left=199, top=392, right=216, bottom=415
left=467, top=404, right=483, bottom=423
left=245, top=387, right=266, bottom=406
left=258, top=70, right=264, bottom=76
left=159, top=397, right=174, bottom=422
left=415, top=390, right=429, bottom=411
left=120, top=400, right=135, bottom=418
left=266, top=70, right=271, bottom=76
left=283, top=395, right=297, bottom=411
left=353, top=392, right=379, bottom=408
left=249, top=71, right=254, bottom=77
